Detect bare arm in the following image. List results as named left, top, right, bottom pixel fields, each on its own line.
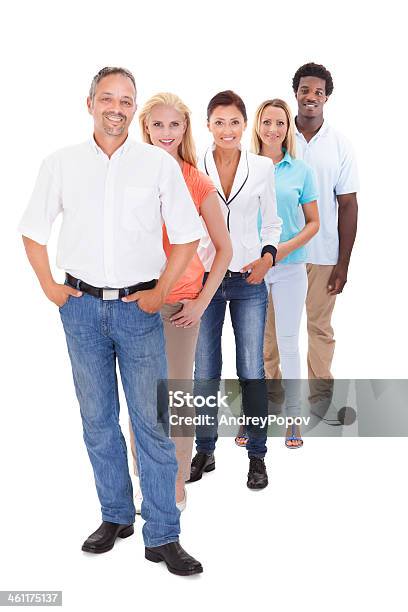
left=327, top=193, right=358, bottom=295
left=122, top=240, right=200, bottom=313
left=22, top=236, right=82, bottom=307
left=170, top=192, right=232, bottom=327
left=276, top=201, right=320, bottom=262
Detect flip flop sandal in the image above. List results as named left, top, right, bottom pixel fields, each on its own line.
left=235, top=432, right=249, bottom=447
left=285, top=424, right=303, bottom=449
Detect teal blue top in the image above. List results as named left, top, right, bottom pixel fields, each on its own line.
left=258, top=150, right=318, bottom=264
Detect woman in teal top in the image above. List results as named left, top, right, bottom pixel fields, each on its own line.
left=273, top=148, right=318, bottom=263
left=251, top=98, right=320, bottom=448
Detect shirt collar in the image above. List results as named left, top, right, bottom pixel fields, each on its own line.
left=295, top=119, right=330, bottom=142
left=89, top=135, right=132, bottom=158
left=205, top=143, right=249, bottom=203
left=276, top=148, right=293, bottom=167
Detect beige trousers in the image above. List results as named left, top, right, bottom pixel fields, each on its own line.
left=264, top=264, right=337, bottom=403
left=129, top=302, right=200, bottom=485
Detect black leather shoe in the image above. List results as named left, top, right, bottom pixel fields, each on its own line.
left=187, top=452, right=215, bottom=483
left=145, top=541, right=203, bottom=576
left=81, top=521, right=134, bottom=554
left=247, top=457, right=268, bottom=490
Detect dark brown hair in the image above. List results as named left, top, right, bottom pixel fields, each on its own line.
left=207, top=90, right=247, bottom=122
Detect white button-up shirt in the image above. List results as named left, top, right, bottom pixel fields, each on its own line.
left=198, top=145, right=282, bottom=272
left=19, top=138, right=205, bottom=287
left=296, top=122, right=359, bottom=265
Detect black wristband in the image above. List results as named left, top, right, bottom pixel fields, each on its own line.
left=261, top=245, right=277, bottom=267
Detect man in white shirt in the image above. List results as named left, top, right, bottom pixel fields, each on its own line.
left=264, top=62, right=359, bottom=417
left=19, top=67, right=205, bottom=575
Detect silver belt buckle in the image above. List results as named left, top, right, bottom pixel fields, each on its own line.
left=102, top=288, right=119, bottom=300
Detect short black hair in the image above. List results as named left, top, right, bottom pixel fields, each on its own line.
left=292, top=62, right=334, bottom=96
left=207, top=90, right=247, bottom=122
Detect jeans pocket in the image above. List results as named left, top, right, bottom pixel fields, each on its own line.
left=59, top=295, right=71, bottom=312
left=135, top=302, right=156, bottom=317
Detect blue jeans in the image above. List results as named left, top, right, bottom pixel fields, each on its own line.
left=194, top=274, right=268, bottom=457
left=59, top=290, right=180, bottom=548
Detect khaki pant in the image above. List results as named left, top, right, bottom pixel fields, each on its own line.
left=129, top=302, right=200, bottom=485
left=264, top=264, right=337, bottom=403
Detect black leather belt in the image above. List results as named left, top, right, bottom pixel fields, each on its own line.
left=224, top=270, right=250, bottom=278
left=66, top=273, right=157, bottom=300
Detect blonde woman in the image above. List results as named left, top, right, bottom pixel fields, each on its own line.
left=252, top=99, right=320, bottom=447
left=129, top=93, right=232, bottom=511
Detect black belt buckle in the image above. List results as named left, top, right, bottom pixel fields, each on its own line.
left=225, top=270, right=249, bottom=279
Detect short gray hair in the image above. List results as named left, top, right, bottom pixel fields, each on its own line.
left=89, top=66, right=136, bottom=100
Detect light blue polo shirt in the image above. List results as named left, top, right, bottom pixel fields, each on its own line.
left=258, top=150, right=318, bottom=264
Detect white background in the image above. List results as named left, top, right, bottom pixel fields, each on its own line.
left=1, top=1, right=407, bottom=610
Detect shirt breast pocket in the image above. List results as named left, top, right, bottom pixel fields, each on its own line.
left=122, top=186, right=160, bottom=233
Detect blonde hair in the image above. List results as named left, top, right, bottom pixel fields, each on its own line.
left=138, top=92, right=197, bottom=167
left=250, top=98, right=296, bottom=158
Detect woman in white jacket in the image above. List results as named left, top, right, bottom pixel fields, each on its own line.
left=188, top=90, right=282, bottom=490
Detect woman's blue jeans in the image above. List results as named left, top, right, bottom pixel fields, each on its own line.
left=194, top=273, right=268, bottom=458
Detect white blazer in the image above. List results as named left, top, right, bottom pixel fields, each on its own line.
left=198, top=145, right=282, bottom=272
